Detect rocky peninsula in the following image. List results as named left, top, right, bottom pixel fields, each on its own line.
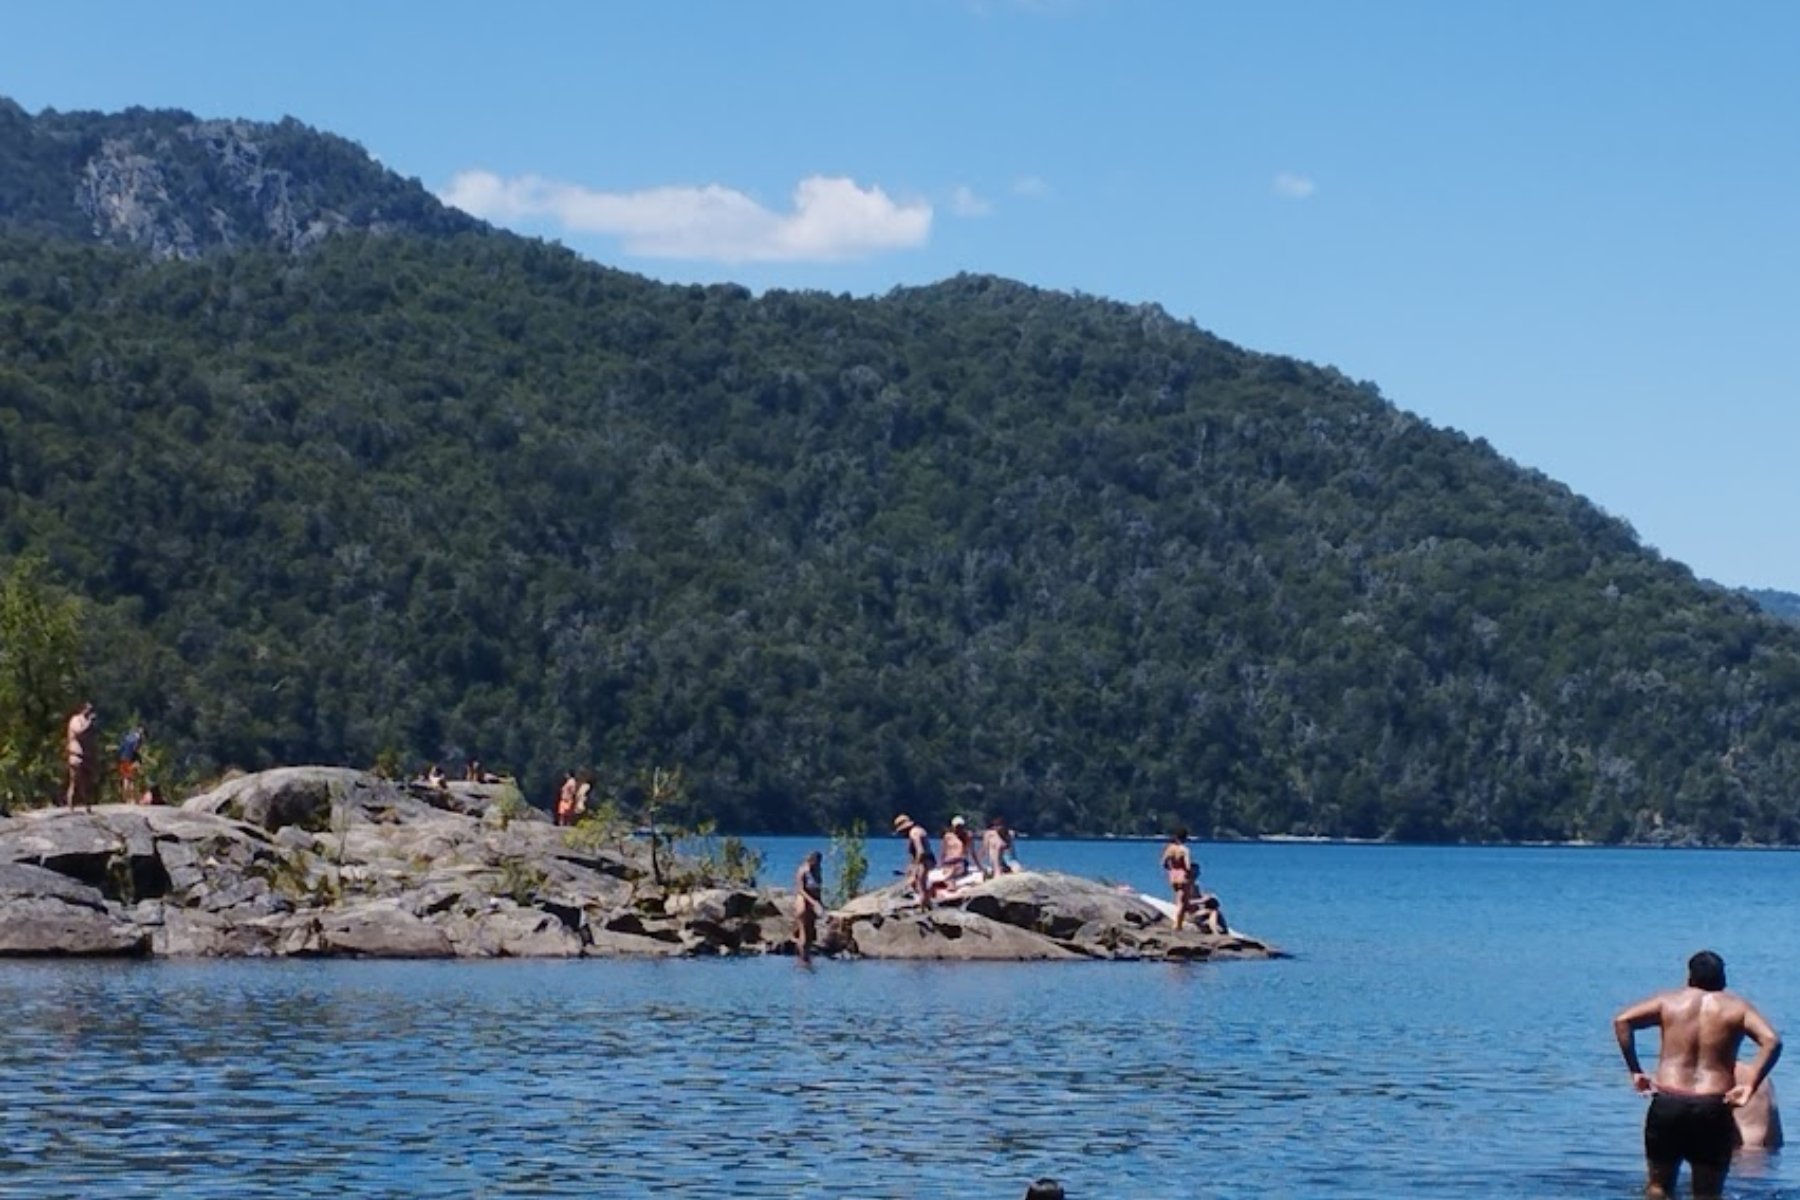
left=0, top=767, right=1279, bottom=962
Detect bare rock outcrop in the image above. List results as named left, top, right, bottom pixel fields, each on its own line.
left=0, top=768, right=1281, bottom=964
left=831, top=871, right=1278, bottom=962
left=0, top=861, right=150, bottom=956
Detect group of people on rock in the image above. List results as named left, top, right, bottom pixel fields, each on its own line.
left=418, top=759, right=505, bottom=792
left=879, top=816, right=1233, bottom=933
left=892, top=812, right=1021, bottom=909
left=1159, top=827, right=1228, bottom=934
left=61, top=702, right=160, bottom=808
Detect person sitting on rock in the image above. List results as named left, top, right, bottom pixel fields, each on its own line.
left=424, top=763, right=447, bottom=790
left=939, top=815, right=975, bottom=879
left=1160, top=828, right=1198, bottom=931
left=1192, top=890, right=1229, bottom=936
left=893, top=814, right=935, bottom=909
left=982, top=814, right=1020, bottom=877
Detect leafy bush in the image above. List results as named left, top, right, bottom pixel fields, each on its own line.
left=827, top=821, right=868, bottom=907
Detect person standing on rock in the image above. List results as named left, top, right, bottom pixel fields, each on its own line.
left=1160, top=828, right=1198, bottom=931
left=793, top=850, right=824, bottom=963
left=64, top=701, right=96, bottom=808
left=893, top=814, right=935, bottom=909
left=117, top=723, right=146, bottom=804
left=555, top=772, right=579, bottom=826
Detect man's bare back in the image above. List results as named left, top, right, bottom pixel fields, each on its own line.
left=1614, top=951, right=1783, bottom=1200
left=1615, top=985, right=1776, bottom=1102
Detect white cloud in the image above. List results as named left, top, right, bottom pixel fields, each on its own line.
left=440, top=171, right=932, bottom=263
left=949, top=184, right=992, bottom=217
left=1273, top=171, right=1318, bottom=200
left=1012, top=175, right=1052, bottom=198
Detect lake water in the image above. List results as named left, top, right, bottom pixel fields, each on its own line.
left=4, top=839, right=1800, bottom=1199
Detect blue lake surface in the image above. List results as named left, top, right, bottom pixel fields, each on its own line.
left=5, top=838, right=1800, bottom=1198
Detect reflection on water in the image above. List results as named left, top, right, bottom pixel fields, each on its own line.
left=2, top=841, right=1799, bottom=1198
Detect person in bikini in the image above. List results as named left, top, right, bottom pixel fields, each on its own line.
left=1159, top=828, right=1197, bottom=931
left=892, top=814, right=935, bottom=909
left=793, top=850, right=824, bottom=964
left=1614, top=949, right=1783, bottom=1200
left=64, top=701, right=96, bottom=808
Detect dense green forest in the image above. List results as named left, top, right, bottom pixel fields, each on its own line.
left=3, top=104, right=1800, bottom=842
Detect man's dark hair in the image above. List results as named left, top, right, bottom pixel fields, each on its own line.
left=1024, top=1181, right=1065, bottom=1200
left=1688, top=950, right=1727, bottom=992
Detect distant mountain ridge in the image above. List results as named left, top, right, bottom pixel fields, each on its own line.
left=0, top=98, right=484, bottom=258
left=4, top=100, right=1800, bottom=846
left=1745, top=588, right=1800, bottom=624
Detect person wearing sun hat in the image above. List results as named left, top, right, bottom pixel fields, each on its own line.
left=892, top=813, right=936, bottom=908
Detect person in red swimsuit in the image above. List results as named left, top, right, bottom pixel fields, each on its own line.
left=1159, top=828, right=1197, bottom=931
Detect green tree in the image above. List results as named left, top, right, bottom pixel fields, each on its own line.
left=827, top=820, right=869, bottom=908
left=0, top=555, right=85, bottom=809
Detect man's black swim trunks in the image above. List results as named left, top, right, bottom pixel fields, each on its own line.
left=1644, top=1091, right=1736, bottom=1167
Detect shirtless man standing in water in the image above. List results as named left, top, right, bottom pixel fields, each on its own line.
left=1614, top=950, right=1783, bottom=1200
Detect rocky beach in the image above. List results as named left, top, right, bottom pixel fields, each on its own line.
left=0, top=767, right=1278, bottom=962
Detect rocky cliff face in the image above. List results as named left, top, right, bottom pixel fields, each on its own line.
left=75, top=120, right=331, bottom=259
left=1, top=99, right=485, bottom=259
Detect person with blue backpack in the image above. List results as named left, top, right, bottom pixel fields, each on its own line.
left=117, top=724, right=146, bottom=804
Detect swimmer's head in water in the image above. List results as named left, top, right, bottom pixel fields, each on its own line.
left=1689, top=950, right=1726, bottom=992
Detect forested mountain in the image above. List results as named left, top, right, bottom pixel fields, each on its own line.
left=3, top=103, right=1799, bottom=843
left=1746, top=589, right=1800, bottom=625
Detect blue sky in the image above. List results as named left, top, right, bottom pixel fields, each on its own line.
left=5, top=1, right=1797, bottom=590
